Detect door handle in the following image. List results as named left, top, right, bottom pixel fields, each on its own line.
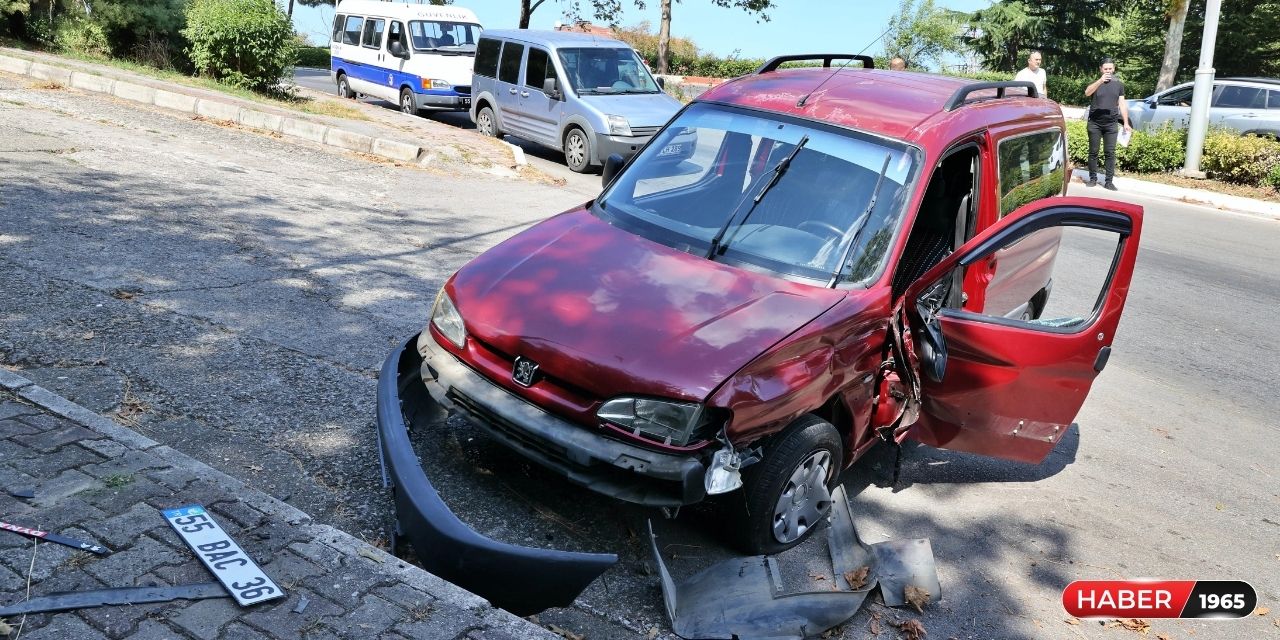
left=508, top=88, right=517, bottom=94
left=520, top=91, right=529, bottom=98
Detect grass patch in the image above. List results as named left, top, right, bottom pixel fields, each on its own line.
left=1129, top=171, right=1280, bottom=204
left=103, top=473, right=134, bottom=488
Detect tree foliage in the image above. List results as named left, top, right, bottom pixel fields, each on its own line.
left=183, top=0, right=298, bottom=92
left=882, top=0, right=964, bottom=70
left=959, top=0, right=1111, bottom=75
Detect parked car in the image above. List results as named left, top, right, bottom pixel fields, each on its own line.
left=1127, top=77, right=1280, bottom=138
left=469, top=29, right=694, bottom=172
left=330, top=0, right=481, bottom=114
left=375, top=56, right=1145, bottom=610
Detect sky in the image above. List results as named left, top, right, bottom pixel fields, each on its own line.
left=291, top=0, right=991, bottom=61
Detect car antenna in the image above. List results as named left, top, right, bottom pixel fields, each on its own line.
left=705, top=135, right=810, bottom=260
left=796, top=26, right=892, bottom=108
left=827, top=152, right=894, bottom=287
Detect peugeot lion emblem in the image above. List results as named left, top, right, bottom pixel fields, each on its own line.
left=512, top=357, right=540, bottom=387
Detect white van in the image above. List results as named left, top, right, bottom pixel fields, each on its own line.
left=330, top=1, right=481, bottom=114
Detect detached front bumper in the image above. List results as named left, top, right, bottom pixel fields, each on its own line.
left=416, top=332, right=709, bottom=508
left=375, top=335, right=616, bottom=615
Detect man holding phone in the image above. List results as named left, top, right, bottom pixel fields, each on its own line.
left=1084, top=58, right=1132, bottom=190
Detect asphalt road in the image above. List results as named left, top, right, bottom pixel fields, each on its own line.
left=293, top=67, right=599, bottom=192
left=2, top=73, right=1278, bottom=640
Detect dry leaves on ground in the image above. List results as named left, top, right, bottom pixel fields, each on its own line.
left=905, top=585, right=931, bottom=613
left=1065, top=617, right=1081, bottom=625
left=548, top=624, right=585, bottom=640
left=896, top=618, right=927, bottom=640
left=1156, top=633, right=1173, bottom=640
left=844, top=566, right=870, bottom=589
left=1254, top=606, right=1270, bottom=616
left=869, top=611, right=882, bottom=635
left=1109, top=618, right=1152, bottom=634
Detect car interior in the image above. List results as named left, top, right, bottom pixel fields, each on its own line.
left=891, top=147, right=979, bottom=304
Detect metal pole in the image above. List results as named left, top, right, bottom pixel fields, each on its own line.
left=1182, top=0, right=1222, bottom=178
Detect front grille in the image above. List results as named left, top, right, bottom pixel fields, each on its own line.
left=455, top=85, right=472, bottom=95
left=447, top=388, right=577, bottom=469
left=629, top=126, right=660, bottom=137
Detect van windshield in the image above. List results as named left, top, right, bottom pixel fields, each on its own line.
left=595, top=103, right=918, bottom=285
left=409, top=21, right=481, bottom=54
left=557, top=48, right=661, bottom=95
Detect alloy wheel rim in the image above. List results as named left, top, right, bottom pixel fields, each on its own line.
left=567, top=133, right=585, bottom=168
left=402, top=94, right=412, bottom=113
left=478, top=113, right=492, bottom=135
left=771, top=449, right=833, bottom=544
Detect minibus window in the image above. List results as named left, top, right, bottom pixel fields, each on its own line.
left=342, top=16, right=363, bottom=46
left=362, top=18, right=385, bottom=49
left=332, top=14, right=344, bottom=43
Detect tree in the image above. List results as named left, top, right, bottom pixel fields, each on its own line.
left=960, top=0, right=1112, bottom=75
left=882, top=0, right=964, bottom=71
left=653, top=0, right=771, bottom=74
left=1156, top=0, right=1189, bottom=91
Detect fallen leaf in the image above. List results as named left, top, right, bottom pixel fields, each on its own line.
left=1110, top=618, right=1151, bottom=634
left=1065, top=617, right=1081, bottom=625
left=1272, top=617, right=1279, bottom=628
left=0, top=619, right=11, bottom=636
left=896, top=618, right=927, bottom=640
left=1255, top=606, right=1270, bottom=616
left=356, top=547, right=384, bottom=564
left=905, top=585, right=931, bottom=613
left=870, top=614, right=881, bottom=635
left=844, top=565, right=871, bottom=589
left=548, top=624, right=585, bottom=640
left=1156, top=634, right=1172, bottom=640
left=647, top=626, right=659, bottom=639
left=82, top=331, right=95, bottom=340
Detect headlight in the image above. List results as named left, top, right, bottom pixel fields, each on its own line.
left=607, top=114, right=633, bottom=137
left=597, top=397, right=718, bottom=446
left=421, top=78, right=452, bottom=90
left=430, top=289, right=466, bottom=348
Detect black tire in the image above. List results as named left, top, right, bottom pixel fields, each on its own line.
left=564, top=127, right=591, bottom=173
left=400, top=87, right=417, bottom=116
left=475, top=105, right=501, bottom=138
left=337, top=73, right=355, bottom=99
left=733, top=414, right=844, bottom=555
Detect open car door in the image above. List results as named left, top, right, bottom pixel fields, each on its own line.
left=899, top=197, right=1143, bottom=464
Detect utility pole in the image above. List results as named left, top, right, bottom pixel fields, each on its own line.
left=1182, top=0, right=1222, bottom=178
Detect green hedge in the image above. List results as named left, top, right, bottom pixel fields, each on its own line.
left=1066, top=119, right=1280, bottom=188
left=1202, top=131, right=1280, bottom=184
left=183, top=0, right=297, bottom=92
left=1266, top=164, right=1280, bottom=191
left=297, top=45, right=329, bottom=68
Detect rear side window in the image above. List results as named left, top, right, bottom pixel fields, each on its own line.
left=362, top=18, right=385, bottom=49
left=475, top=38, right=501, bottom=77
left=997, top=129, right=1065, bottom=217
left=342, top=16, right=363, bottom=46
left=332, top=15, right=344, bottom=42
left=499, top=42, right=524, bottom=84
left=1214, top=85, right=1265, bottom=108
left=525, top=47, right=550, bottom=90
left=1267, top=89, right=1280, bottom=109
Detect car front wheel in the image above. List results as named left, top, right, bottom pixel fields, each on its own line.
left=564, top=127, right=591, bottom=173
left=476, top=106, right=501, bottom=138
left=733, top=414, right=843, bottom=555
left=400, top=88, right=417, bottom=116
left=337, top=74, right=354, bottom=99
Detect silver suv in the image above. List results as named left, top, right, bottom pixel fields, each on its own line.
left=1127, top=77, right=1280, bottom=138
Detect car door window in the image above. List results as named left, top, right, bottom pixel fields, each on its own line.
left=475, top=38, right=501, bottom=77
left=342, top=16, right=363, bottom=46
left=362, top=18, right=385, bottom=49
left=996, top=129, right=1064, bottom=217
left=1268, top=90, right=1280, bottom=109
left=387, top=21, right=407, bottom=54
left=1214, top=85, right=1265, bottom=108
left=525, top=47, right=551, bottom=91
left=332, top=14, right=345, bottom=42
left=499, top=42, right=524, bottom=84
left=1156, top=87, right=1193, bottom=106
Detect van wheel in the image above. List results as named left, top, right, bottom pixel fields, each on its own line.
left=476, top=106, right=501, bottom=138
left=400, top=88, right=418, bottom=116
left=733, top=414, right=843, bottom=555
left=564, top=127, right=591, bottom=173
left=337, top=74, right=354, bottom=99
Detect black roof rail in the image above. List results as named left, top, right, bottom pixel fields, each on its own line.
left=754, top=54, right=875, bottom=75
left=1219, top=76, right=1280, bottom=86
left=944, top=81, right=1038, bottom=111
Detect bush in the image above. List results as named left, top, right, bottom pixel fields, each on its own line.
left=54, top=18, right=110, bottom=58
left=1047, top=75, right=1092, bottom=106
left=1066, top=119, right=1089, bottom=166
left=183, top=0, right=297, bottom=92
left=1202, top=131, right=1280, bottom=185
left=1267, top=164, right=1280, bottom=192
left=1118, top=124, right=1185, bottom=173
left=297, top=45, right=329, bottom=68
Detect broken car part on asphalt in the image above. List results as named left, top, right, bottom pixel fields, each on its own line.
left=0, top=520, right=111, bottom=555
left=0, top=583, right=228, bottom=617
left=162, top=504, right=284, bottom=607
left=376, top=336, right=617, bottom=616
left=649, top=485, right=939, bottom=640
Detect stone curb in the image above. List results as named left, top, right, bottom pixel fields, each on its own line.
left=0, top=366, right=558, bottom=638
left=0, top=52, right=429, bottom=166
left=1069, top=168, right=1280, bottom=219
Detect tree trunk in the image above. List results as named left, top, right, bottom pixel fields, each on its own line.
left=656, top=0, right=672, bottom=74
left=288, top=0, right=295, bottom=18
left=1156, top=0, right=1191, bottom=91
left=519, top=0, right=531, bottom=29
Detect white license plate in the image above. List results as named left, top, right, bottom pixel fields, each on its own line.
left=658, top=143, right=684, bottom=157
left=163, top=505, right=284, bottom=606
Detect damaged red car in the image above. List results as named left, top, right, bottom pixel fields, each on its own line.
left=377, top=54, right=1142, bottom=613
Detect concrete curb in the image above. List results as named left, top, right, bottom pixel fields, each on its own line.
left=1070, top=168, right=1280, bottom=219
left=0, top=52, right=433, bottom=167
left=0, top=365, right=558, bottom=638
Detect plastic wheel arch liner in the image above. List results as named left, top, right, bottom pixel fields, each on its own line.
left=376, top=335, right=618, bottom=616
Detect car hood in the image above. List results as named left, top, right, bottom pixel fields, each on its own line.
left=449, top=209, right=846, bottom=402
left=422, top=53, right=476, bottom=86
left=577, top=93, right=681, bottom=128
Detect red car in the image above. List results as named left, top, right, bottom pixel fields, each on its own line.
left=377, top=54, right=1142, bottom=612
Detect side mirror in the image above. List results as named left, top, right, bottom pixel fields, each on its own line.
left=602, top=153, right=626, bottom=188
left=389, top=40, right=409, bottom=59
left=914, top=280, right=950, bottom=383
left=1146, top=98, right=1157, bottom=109
left=542, top=77, right=560, bottom=99
left=655, top=76, right=666, bottom=90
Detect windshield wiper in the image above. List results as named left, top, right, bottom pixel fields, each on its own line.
left=827, top=152, right=894, bottom=287
left=705, top=135, right=809, bottom=260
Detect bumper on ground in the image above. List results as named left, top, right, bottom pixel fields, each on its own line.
left=375, top=335, right=616, bottom=615
left=416, top=332, right=709, bottom=508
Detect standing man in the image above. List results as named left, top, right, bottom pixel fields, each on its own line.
left=889, top=57, right=907, bottom=71
left=1015, top=51, right=1048, bottom=100
left=1084, top=58, right=1132, bottom=191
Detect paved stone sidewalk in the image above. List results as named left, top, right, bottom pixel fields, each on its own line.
left=0, top=369, right=556, bottom=640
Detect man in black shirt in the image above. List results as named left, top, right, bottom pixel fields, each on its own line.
left=1083, top=58, right=1132, bottom=191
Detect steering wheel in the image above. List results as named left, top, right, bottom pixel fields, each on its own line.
left=798, top=220, right=844, bottom=240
